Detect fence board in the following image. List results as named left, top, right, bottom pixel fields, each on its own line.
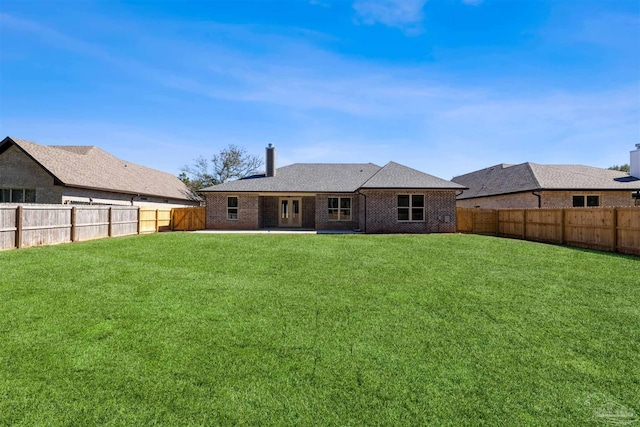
left=0, top=205, right=171, bottom=251
left=172, top=207, right=206, bottom=231
left=0, top=206, right=17, bottom=250
left=563, top=208, right=615, bottom=251
left=458, top=206, right=639, bottom=255
left=157, top=209, right=172, bottom=232
left=21, top=206, right=72, bottom=248
left=525, top=209, right=563, bottom=244
left=111, top=207, right=139, bottom=237
left=456, top=208, right=473, bottom=233
left=498, top=209, right=524, bottom=238
left=75, top=206, right=110, bottom=241
left=617, top=208, right=640, bottom=256
left=139, top=208, right=159, bottom=234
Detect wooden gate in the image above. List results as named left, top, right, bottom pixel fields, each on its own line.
left=172, top=207, right=206, bottom=231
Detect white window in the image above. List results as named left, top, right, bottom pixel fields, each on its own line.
left=328, top=197, right=351, bottom=221
left=227, top=196, right=238, bottom=220
left=398, top=195, right=424, bottom=221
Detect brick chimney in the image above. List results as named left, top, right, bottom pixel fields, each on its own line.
left=631, top=143, right=640, bottom=179
left=266, top=143, right=276, bottom=177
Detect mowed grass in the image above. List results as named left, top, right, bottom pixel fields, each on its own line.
left=0, top=233, right=638, bottom=426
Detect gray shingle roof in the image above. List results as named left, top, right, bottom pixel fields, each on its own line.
left=200, top=163, right=382, bottom=193
left=362, top=161, right=465, bottom=189
left=200, top=161, right=464, bottom=193
left=2, top=136, right=199, bottom=202
left=452, top=162, right=640, bottom=199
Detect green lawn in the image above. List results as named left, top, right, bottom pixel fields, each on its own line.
left=1, top=233, right=638, bottom=426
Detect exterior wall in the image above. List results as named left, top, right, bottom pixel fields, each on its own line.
left=362, top=190, right=457, bottom=234
left=0, top=145, right=62, bottom=203
left=259, top=196, right=279, bottom=228
left=61, top=187, right=198, bottom=208
left=456, top=192, right=539, bottom=209
left=258, top=195, right=316, bottom=228
left=302, top=196, right=316, bottom=229
left=457, top=190, right=639, bottom=209
left=205, top=193, right=260, bottom=229
left=315, top=193, right=361, bottom=231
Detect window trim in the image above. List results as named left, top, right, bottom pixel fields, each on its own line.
left=328, top=197, right=352, bottom=221
left=227, top=196, right=239, bottom=220
left=397, top=194, right=425, bottom=222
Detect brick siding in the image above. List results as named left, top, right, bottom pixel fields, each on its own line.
left=205, top=190, right=457, bottom=233
left=315, top=193, right=361, bottom=231
left=0, top=145, right=62, bottom=203
left=362, top=190, right=457, bottom=233
left=457, top=190, right=638, bottom=209
left=205, top=193, right=259, bottom=229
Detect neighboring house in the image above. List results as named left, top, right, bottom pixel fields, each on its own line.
left=0, top=136, right=200, bottom=207
left=452, top=145, right=640, bottom=208
left=199, top=144, right=465, bottom=233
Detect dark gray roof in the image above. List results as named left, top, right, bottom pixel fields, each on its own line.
left=200, top=163, right=381, bottom=193
left=362, top=161, right=465, bottom=189
left=200, top=161, right=464, bottom=193
left=1, top=136, right=200, bottom=202
left=452, top=162, right=640, bottom=199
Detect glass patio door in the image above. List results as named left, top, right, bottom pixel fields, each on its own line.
left=279, top=198, right=302, bottom=227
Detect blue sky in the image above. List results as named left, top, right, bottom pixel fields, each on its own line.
left=1, top=0, right=639, bottom=180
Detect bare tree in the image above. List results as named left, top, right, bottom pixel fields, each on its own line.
left=179, top=145, right=263, bottom=192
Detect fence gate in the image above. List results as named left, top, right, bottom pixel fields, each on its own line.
left=172, top=207, right=206, bottom=231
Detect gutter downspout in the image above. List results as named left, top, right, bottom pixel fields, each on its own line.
left=532, top=191, right=541, bottom=208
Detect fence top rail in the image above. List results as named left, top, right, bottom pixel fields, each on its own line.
left=0, top=204, right=142, bottom=210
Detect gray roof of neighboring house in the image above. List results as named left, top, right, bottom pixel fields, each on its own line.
left=1, top=136, right=200, bottom=202
left=452, top=162, right=640, bottom=199
left=199, top=161, right=465, bottom=193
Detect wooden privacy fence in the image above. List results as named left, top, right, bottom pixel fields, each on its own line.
left=0, top=205, right=205, bottom=251
left=457, top=207, right=640, bottom=256
left=172, top=207, right=206, bottom=231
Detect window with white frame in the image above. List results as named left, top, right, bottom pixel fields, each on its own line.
left=227, top=196, right=238, bottom=220
left=397, top=194, right=424, bottom=221
left=328, top=197, right=351, bottom=221
left=572, top=195, right=600, bottom=207
left=1, top=188, right=36, bottom=203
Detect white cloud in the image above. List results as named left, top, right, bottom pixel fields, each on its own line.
left=352, top=0, right=427, bottom=34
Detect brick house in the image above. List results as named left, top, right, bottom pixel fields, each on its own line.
left=452, top=146, right=640, bottom=208
left=199, top=145, right=465, bottom=233
left=0, top=136, right=200, bottom=207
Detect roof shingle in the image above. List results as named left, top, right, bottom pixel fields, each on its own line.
left=2, top=136, right=199, bottom=202
left=452, top=162, right=640, bottom=199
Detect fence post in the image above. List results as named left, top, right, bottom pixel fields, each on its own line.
left=15, top=206, right=23, bottom=249
left=611, top=208, right=618, bottom=253
left=70, top=207, right=77, bottom=242
left=155, top=209, right=159, bottom=233
left=171, top=208, right=175, bottom=231
left=108, top=207, right=113, bottom=237
left=137, top=207, right=141, bottom=235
